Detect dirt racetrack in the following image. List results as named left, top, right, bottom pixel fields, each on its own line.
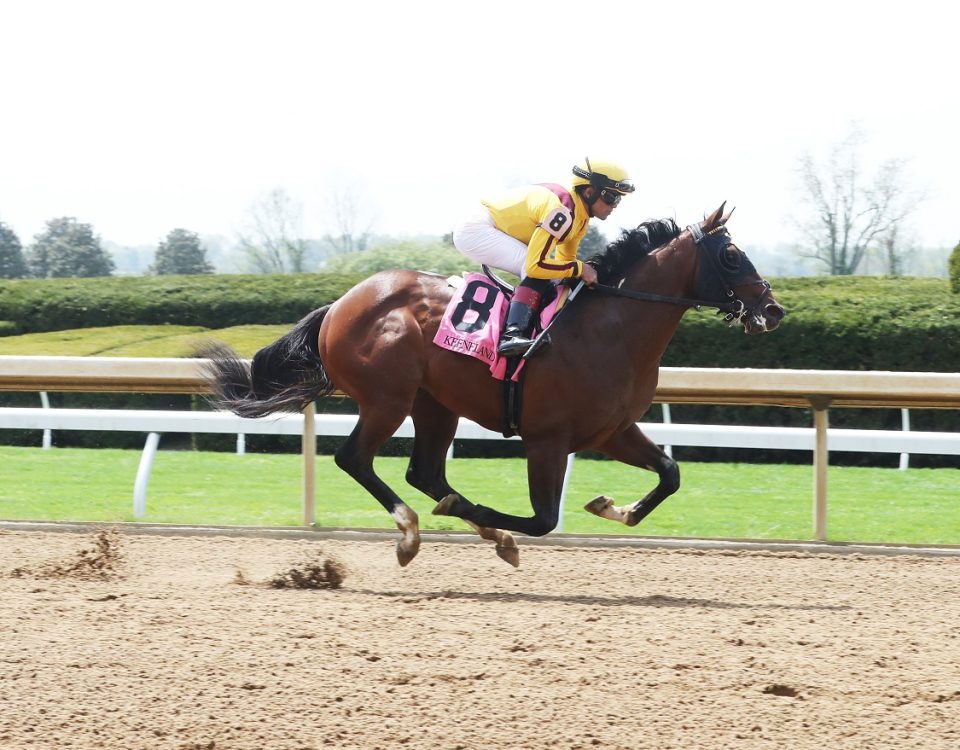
left=2, top=527, right=959, bottom=750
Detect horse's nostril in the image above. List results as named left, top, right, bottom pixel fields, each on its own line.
left=763, top=303, right=785, bottom=330
left=765, top=303, right=785, bottom=321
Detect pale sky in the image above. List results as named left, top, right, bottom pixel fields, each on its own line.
left=1, top=0, right=957, bottom=256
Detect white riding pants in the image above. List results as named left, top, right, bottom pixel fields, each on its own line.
left=452, top=205, right=527, bottom=278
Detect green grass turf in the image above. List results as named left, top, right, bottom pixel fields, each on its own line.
left=1, top=446, right=957, bottom=546
left=0, top=325, right=290, bottom=358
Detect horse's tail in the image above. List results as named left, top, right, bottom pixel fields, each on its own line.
left=200, top=306, right=335, bottom=418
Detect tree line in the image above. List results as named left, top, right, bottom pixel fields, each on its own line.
left=0, top=219, right=213, bottom=278
left=0, top=128, right=950, bottom=280
left=0, top=213, right=611, bottom=280
left=0, top=179, right=609, bottom=280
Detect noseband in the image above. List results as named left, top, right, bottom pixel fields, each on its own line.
left=591, top=225, right=770, bottom=322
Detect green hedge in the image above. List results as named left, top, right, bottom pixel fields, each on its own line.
left=0, top=273, right=366, bottom=334
left=2, top=273, right=958, bottom=467
left=3, top=274, right=959, bottom=372
left=665, top=276, right=960, bottom=372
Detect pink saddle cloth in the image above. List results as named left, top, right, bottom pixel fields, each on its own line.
left=432, top=273, right=564, bottom=382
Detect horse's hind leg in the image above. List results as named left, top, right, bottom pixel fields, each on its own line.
left=335, top=401, right=422, bottom=566
left=583, top=423, right=680, bottom=527
left=405, top=391, right=519, bottom=567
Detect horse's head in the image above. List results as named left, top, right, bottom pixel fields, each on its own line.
left=689, top=203, right=785, bottom=334
left=587, top=208, right=784, bottom=334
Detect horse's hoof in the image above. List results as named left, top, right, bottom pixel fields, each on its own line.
left=396, top=539, right=420, bottom=567
left=432, top=494, right=460, bottom=517
left=584, top=496, right=614, bottom=516
left=495, top=544, right=520, bottom=568
left=495, top=530, right=519, bottom=567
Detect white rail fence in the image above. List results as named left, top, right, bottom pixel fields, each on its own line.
left=3, top=404, right=958, bottom=525
left=1, top=356, right=958, bottom=540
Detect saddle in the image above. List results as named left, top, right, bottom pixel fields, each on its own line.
left=432, top=267, right=567, bottom=439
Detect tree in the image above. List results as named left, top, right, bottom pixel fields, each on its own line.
left=878, top=225, right=905, bottom=276
left=322, top=182, right=376, bottom=256
left=237, top=188, right=309, bottom=273
left=149, top=228, right=214, bottom=275
left=26, top=217, right=114, bottom=278
left=0, top=221, right=27, bottom=278
left=794, top=129, right=923, bottom=275
left=577, top=225, right=608, bottom=260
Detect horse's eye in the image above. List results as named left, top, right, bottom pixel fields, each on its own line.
left=721, top=245, right=742, bottom=270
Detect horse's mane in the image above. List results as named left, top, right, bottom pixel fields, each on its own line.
left=587, top=218, right=682, bottom=284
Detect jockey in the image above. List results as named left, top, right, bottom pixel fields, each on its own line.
left=453, top=157, right=635, bottom=356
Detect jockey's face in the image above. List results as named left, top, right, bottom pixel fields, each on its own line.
left=586, top=187, right=617, bottom=220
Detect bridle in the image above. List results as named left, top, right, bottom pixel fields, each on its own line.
left=688, top=222, right=774, bottom=325
left=591, top=223, right=772, bottom=326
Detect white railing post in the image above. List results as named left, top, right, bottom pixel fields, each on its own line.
left=899, top=408, right=910, bottom=470
left=661, top=403, right=673, bottom=458
left=133, top=432, right=162, bottom=518
left=302, top=402, right=316, bottom=526
left=236, top=433, right=246, bottom=455
left=39, top=391, right=52, bottom=449
left=810, top=398, right=831, bottom=541
left=556, top=452, right=576, bottom=532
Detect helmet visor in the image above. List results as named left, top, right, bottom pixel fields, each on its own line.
left=604, top=177, right=635, bottom=194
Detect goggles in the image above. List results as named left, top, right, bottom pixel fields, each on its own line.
left=599, top=189, right=623, bottom=206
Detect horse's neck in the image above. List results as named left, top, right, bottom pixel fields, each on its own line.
left=632, top=237, right=698, bottom=299
left=617, top=239, right=698, bottom=363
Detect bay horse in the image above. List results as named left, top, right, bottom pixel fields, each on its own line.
left=203, top=203, right=784, bottom=567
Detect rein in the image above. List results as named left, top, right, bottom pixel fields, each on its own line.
left=590, top=222, right=771, bottom=324
left=589, top=282, right=741, bottom=314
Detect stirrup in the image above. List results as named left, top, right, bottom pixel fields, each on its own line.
left=497, top=337, right=534, bottom=357
left=498, top=332, right=550, bottom=357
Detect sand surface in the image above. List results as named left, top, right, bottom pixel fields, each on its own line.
left=1, top=528, right=959, bottom=750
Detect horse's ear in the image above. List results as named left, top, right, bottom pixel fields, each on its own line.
left=703, top=201, right=727, bottom=230
left=720, top=205, right=736, bottom=225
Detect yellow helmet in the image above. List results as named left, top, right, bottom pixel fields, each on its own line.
left=571, top=157, right=636, bottom=195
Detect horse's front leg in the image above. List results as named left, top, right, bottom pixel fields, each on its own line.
left=584, top=423, right=679, bottom=527
left=433, top=441, right=568, bottom=539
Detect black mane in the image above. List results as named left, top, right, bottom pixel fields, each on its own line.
left=586, top=218, right=682, bottom=284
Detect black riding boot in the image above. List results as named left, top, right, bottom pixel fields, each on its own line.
left=497, top=300, right=538, bottom=357
left=498, top=279, right=552, bottom=357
